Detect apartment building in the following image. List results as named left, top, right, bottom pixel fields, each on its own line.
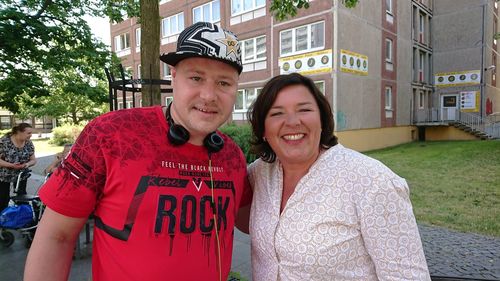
left=110, top=0, right=500, bottom=151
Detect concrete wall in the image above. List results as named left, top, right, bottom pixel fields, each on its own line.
left=397, top=1, right=414, bottom=126
left=336, top=126, right=416, bottom=152
left=336, top=2, right=382, bottom=131
left=425, top=126, right=479, bottom=140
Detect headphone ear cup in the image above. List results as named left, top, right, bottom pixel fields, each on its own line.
left=168, top=124, right=190, bottom=146
left=203, top=132, right=224, bottom=153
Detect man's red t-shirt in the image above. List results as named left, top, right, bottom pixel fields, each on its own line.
left=40, top=106, right=252, bottom=281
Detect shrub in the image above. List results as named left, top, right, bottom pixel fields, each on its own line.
left=220, top=123, right=256, bottom=163
left=50, top=124, right=84, bottom=146
left=0, top=129, right=10, bottom=136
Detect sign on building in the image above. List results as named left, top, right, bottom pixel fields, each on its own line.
left=279, top=49, right=332, bottom=75
left=340, top=49, right=368, bottom=75
left=435, top=70, right=481, bottom=88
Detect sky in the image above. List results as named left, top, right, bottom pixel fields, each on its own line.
left=84, top=15, right=111, bottom=47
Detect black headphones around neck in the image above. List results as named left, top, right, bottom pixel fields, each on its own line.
left=165, top=104, right=224, bottom=154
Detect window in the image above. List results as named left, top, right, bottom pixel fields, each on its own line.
left=231, top=0, right=265, bottom=15
left=385, top=38, right=393, bottom=63
left=162, top=13, right=184, bottom=38
left=419, top=13, right=425, bottom=43
left=386, top=0, right=392, bottom=14
left=118, top=100, right=133, bottom=110
left=419, top=52, right=425, bottom=82
left=163, top=63, right=172, bottom=78
left=165, top=96, right=173, bottom=106
left=193, top=0, right=220, bottom=23
left=314, top=81, right=325, bottom=95
left=135, top=28, right=141, bottom=47
left=385, top=86, right=392, bottom=109
left=242, top=36, right=266, bottom=63
left=280, top=22, right=325, bottom=56
left=419, top=92, right=425, bottom=109
left=234, top=88, right=261, bottom=111
left=114, top=33, right=130, bottom=51
left=137, top=64, right=141, bottom=79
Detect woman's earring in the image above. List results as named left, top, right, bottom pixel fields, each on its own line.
left=263, top=136, right=267, bottom=142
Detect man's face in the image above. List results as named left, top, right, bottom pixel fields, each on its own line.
left=170, top=57, right=239, bottom=145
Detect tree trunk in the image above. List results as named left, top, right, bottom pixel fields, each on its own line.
left=139, top=0, right=161, bottom=106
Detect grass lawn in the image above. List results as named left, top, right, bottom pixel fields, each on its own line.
left=32, top=138, right=64, bottom=156
left=365, top=140, right=500, bottom=237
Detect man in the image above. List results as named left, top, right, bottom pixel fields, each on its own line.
left=25, top=22, right=251, bottom=281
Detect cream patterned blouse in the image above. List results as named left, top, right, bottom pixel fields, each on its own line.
left=248, top=144, right=431, bottom=281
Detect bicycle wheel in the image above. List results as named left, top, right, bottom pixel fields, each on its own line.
left=0, top=230, right=15, bottom=247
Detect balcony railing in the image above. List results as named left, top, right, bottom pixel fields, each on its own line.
left=414, top=108, right=500, bottom=139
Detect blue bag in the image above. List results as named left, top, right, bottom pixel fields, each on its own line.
left=0, top=204, right=34, bottom=228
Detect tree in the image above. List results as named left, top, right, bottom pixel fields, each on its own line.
left=17, top=68, right=108, bottom=125
left=270, top=0, right=359, bottom=21
left=0, top=0, right=112, bottom=113
left=139, top=0, right=161, bottom=106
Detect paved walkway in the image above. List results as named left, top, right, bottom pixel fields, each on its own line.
left=1, top=155, right=498, bottom=281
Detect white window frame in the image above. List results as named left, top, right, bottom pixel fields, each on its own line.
left=386, top=0, right=393, bottom=15
left=234, top=88, right=261, bottom=112
left=242, top=35, right=266, bottom=63
left=163, top=63, right=172, bottom=78
left=118, top=100, right=133, bottom=110
left=231, top=0, right=266, bottom=16
left=419, top=52, right=425, bottom=82
left=419, top=92, right=425, bottom=109
left=385, top=38, right=393, bottom=63
left=280, top=21, right=325, bottom=57
left=419, top=13, right=425, bottom=43
left=385, top=86, right=393, bottom=110
left=162, top=13, right=184, bottom=38
left=137, top=64, right=141, bottom=79
left=165, top=96, right=173, bottom=106
left=135, top=28, right=141, bottom=47
left=314, top=81, right=325, bottom=95
left=114, top=33, right=130, bottom=52
left=193, top=0, right=220, bottom=24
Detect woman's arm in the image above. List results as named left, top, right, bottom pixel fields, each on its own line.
left=0, top=158, right=16, bottom=169
left=23, top=154, right=37, bottom=168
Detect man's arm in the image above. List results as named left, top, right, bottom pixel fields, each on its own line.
left=235, top=203, right=251, bottom=234
left=24, top=207, right=88, bottom=281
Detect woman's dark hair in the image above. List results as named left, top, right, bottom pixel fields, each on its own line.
left=9, top=123, right=32, bottom=136
left=248, top=73, right=338, bottom=163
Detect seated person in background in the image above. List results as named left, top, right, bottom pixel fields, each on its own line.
left=43, top=144, right=72, bottom=175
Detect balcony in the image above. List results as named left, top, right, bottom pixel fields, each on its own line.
left=414, top=108, right=500, bottom=139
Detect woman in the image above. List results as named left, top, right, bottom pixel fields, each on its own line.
left=0, top=123, right=36, bottom=212
left=246, top=73, right=430, bottom=280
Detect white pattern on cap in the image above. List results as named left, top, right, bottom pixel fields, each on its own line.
left=160, top=22, right=242, bottom=74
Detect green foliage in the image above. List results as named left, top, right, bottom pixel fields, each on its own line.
left=365, top=140, right=500, bottom=237
left=0, top=129, right=10, bottom=136
left=17, top=68, right=109, bottom=124
left=0, top=0, right=113, bottom=113
left=220, top=123, right=256, bottom=163
left=227, top=271, right=248, bottom=281
left=50, top=124, right=84, bottom=146
left=270, top=0, right=358, bottom=21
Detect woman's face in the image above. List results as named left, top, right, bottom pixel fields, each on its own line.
left=264, top=84, right=322, bottom=167
left=17, top=127, right=33, bottom=141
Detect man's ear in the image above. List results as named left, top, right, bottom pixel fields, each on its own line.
left=170, top=65, right=177, bottom=79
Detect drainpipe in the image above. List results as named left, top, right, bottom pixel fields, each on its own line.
left=332, top=1, right=339, bottom=131
left=480, top=1, right=486, bottom=118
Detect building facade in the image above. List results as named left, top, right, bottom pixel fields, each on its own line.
left=110, top=0, right=500, bottom=151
